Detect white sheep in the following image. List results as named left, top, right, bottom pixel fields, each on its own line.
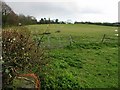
left=115, top=29, right=118, bottom=32
left=115, top=34, right=118, bottom=36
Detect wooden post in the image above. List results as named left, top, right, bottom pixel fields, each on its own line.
left=47, top=35, right=50, bottom=48
left=69, top=35, right=74, bottom=46
left=101, top=34, right=106, bottom=43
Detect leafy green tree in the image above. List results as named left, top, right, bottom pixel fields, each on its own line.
left=39, top=18, right=45, bottom=24
left=55, top=19, right=59, bottom=24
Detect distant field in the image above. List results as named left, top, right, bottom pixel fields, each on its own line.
left=28, top=24, right=117, bottom=43
left=27, top=24, right=118, bottom=89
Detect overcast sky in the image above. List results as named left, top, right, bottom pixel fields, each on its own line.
left=3, top=0, right=120, bottom=22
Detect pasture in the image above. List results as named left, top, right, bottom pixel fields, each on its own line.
left=24, top=24, right=118, bottom=89
left=28, top=24, right=118, bottom=89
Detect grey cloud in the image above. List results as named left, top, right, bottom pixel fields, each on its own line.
left=6, top=2, right=76, bottom=18
left=5, top=1, right=106, bottom=22
left=79, top=7, right=103, bottom=14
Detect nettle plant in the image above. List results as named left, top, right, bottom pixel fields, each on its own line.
left=2, top=27, right=45, bottom=87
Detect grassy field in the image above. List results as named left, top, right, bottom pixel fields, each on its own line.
left=27, top=24, right=118, bottom=89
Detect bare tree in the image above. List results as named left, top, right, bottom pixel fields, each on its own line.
left=2, top=1, right=14, bottom=26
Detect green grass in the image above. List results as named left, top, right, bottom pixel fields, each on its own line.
left=27, top=24, right=118, bottom=89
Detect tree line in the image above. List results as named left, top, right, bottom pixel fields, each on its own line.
left=1, top=1, right=65, bottom=27
left=2, top=1, right=37, bottom=27
left=37, top=18, right=66, bottom=24
left=74, top=21, right=119, bottom=27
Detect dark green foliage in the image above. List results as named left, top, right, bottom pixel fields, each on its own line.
left=38, top=18, right=61, bottom=24
left=74, top=21, right=119, bottom=27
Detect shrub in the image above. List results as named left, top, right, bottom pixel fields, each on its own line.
left=2, top=27, right=45, bottom=88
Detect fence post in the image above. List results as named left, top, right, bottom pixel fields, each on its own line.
left=101, top=34, right=106, bottom=43
left=69, top=35, right=74, bottom=46
left=47, top=35, right=51, bottom=48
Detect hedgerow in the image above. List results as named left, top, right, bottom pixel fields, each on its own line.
left=2, top=27, right=45, bottom=88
